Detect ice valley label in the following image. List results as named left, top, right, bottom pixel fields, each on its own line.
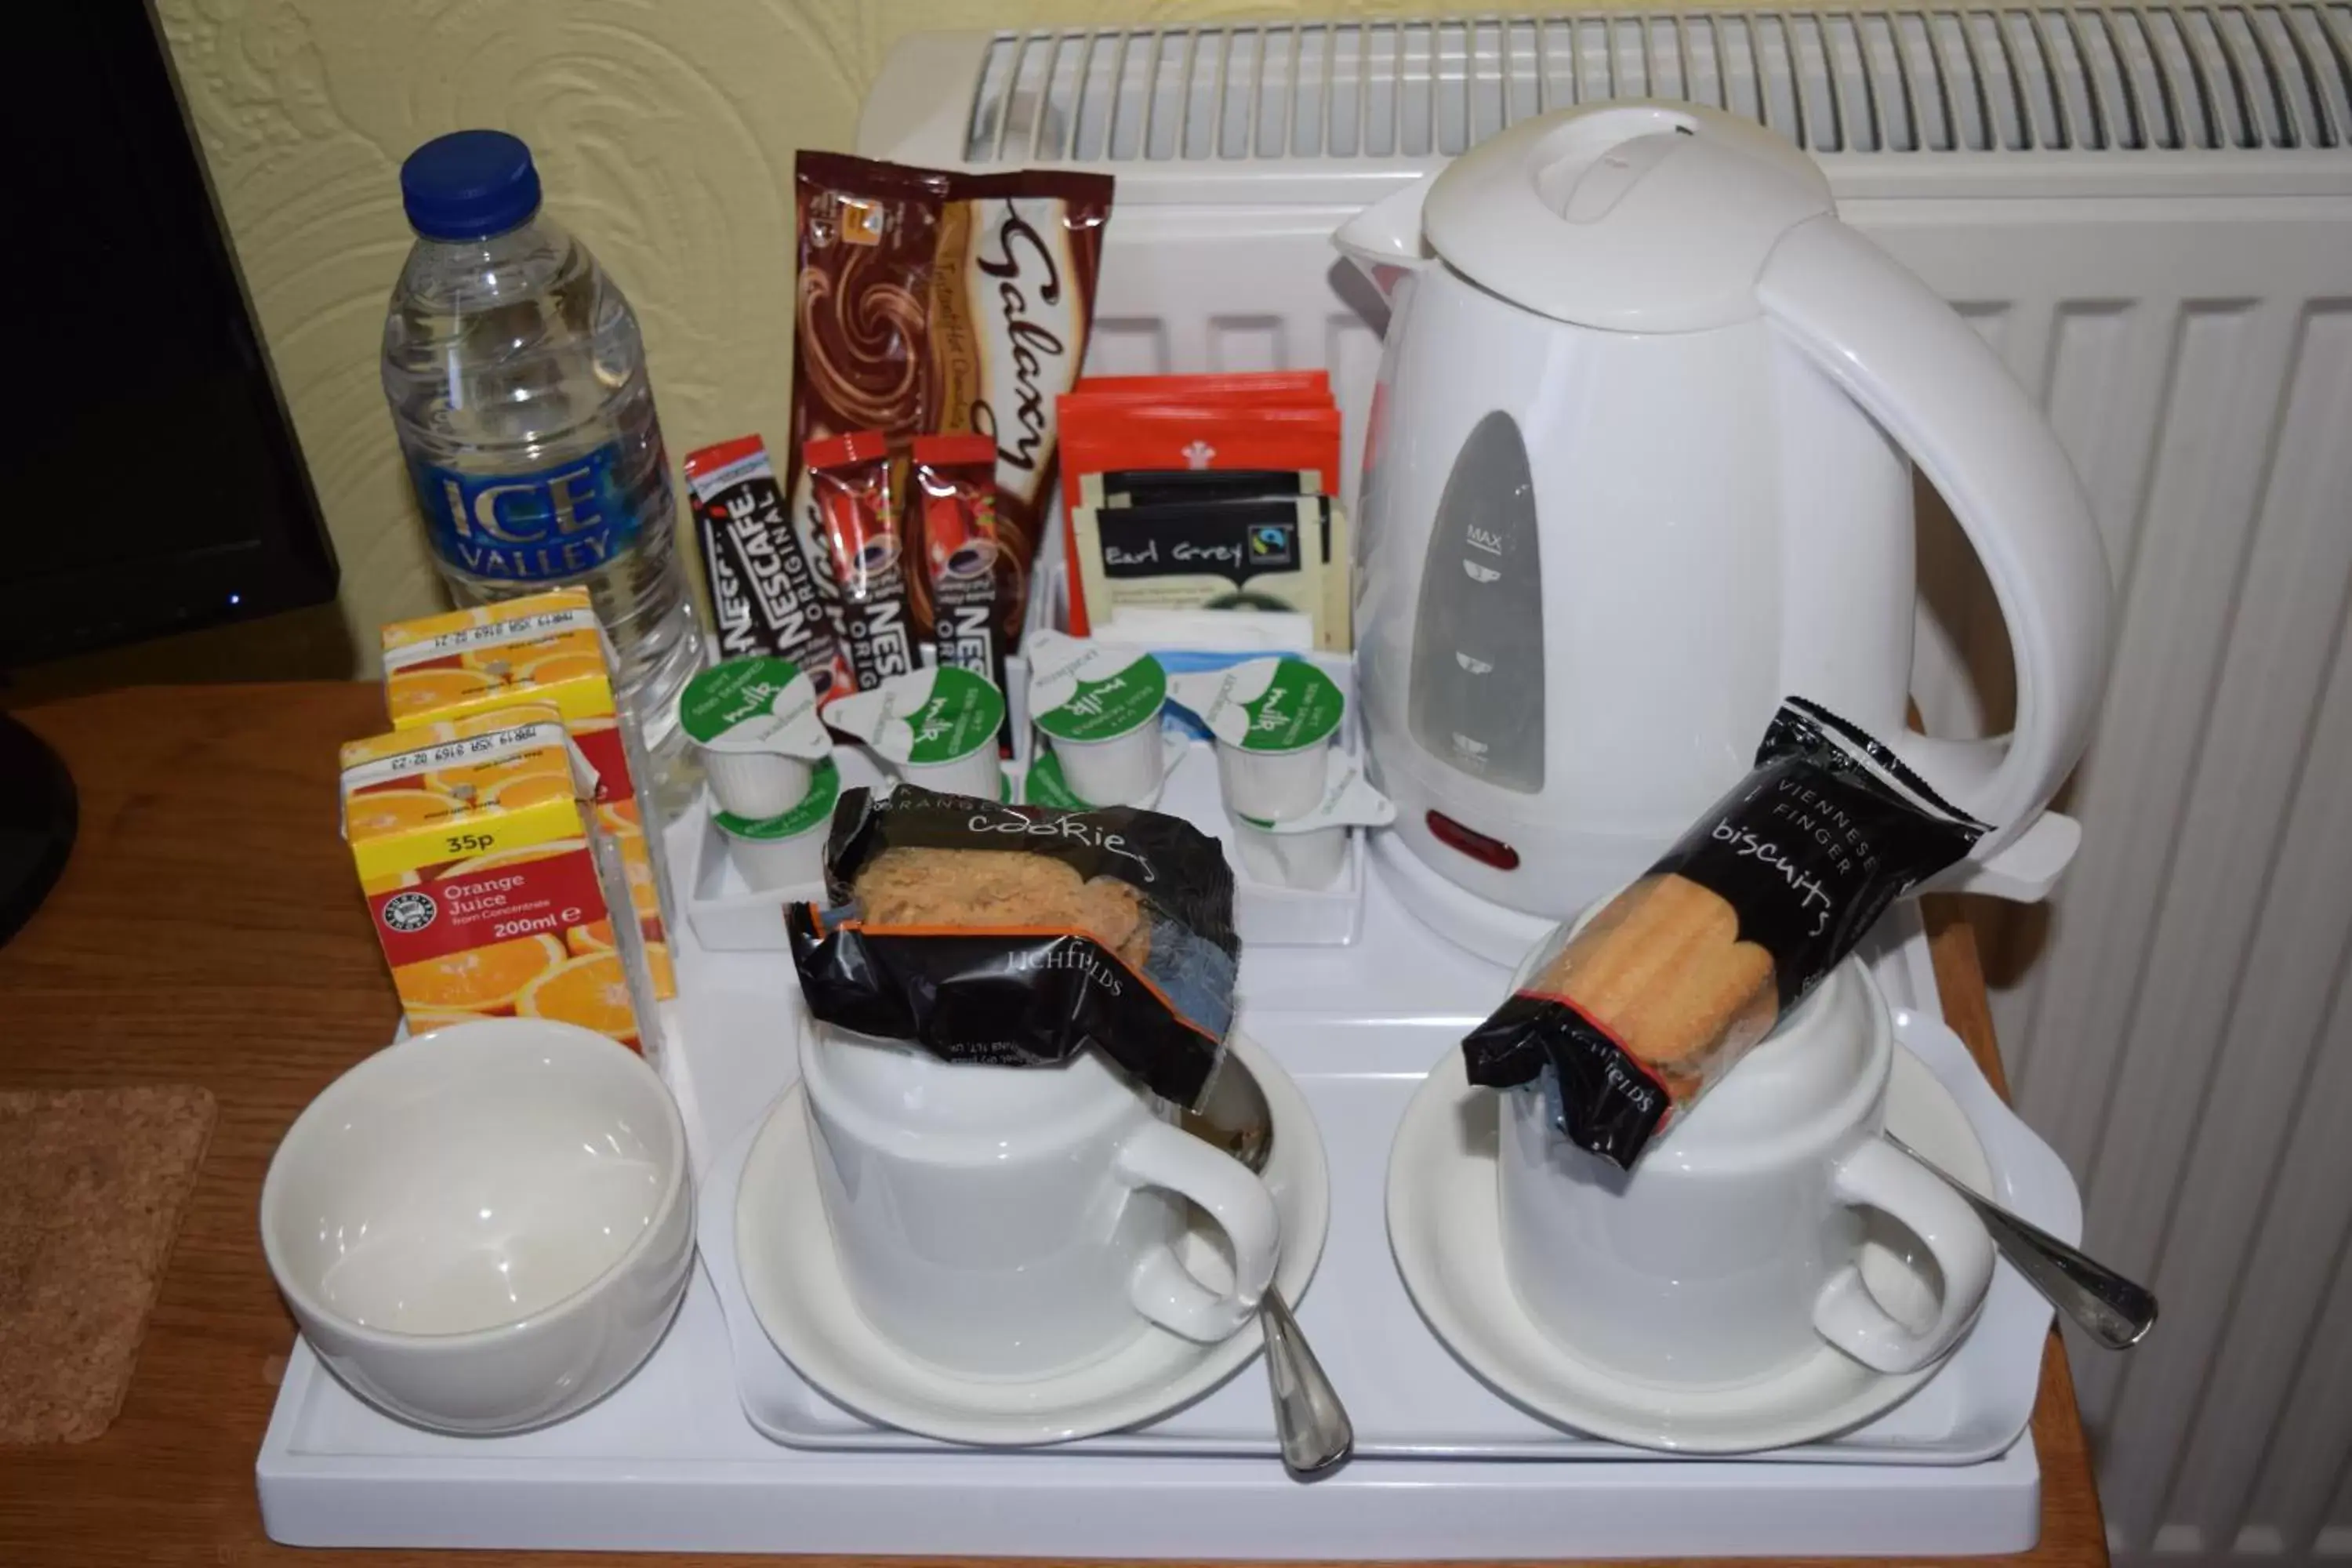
left=416, top=445, right=642, bottom=583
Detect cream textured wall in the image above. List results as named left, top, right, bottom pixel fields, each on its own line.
left=153, top=0, right=1495, bottom=679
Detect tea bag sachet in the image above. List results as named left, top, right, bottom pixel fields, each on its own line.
left=1462, top=698, right=1987, bottom=1167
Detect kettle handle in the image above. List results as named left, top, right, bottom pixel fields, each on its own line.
left=1757, top=215, right=2111, bottom=868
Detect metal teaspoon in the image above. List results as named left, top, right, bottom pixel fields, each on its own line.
left=1181, top=1058, right=1354, bottom=1477
left=1884, top=1131, right=2157, bottom=1349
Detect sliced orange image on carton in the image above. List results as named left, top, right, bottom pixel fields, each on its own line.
left=386, top=666, right=497, bottom=720
left=517, top=949, right=649, bottom=1044
left=347, top=787, right=463, bottom=839
left=566, top=919, right=615, bottom=955
left=517, top=649, right=609, bottom=687
left=427, top=741, right=568, bottom=801
left=379, top=595, right=609, bottom=728
left=395, top=932, right=566, bottom=1014
left=492, top=771, right=576, bottom=811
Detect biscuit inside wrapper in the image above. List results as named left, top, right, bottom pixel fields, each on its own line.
left=1461, top=698, right=1987, bottom=1168
left=787, top=786, right=1240, bottom=1107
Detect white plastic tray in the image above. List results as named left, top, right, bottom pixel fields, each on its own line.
left=256, top=809, right=2064, bottom=1558
left=705, top=997, right=2066, bottom=1461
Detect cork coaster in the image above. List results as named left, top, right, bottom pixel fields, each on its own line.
left=0, top=1087, right=217, bottom=1444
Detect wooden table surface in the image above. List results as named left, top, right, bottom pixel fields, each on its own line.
left=0, top=682, right=2110, bottom=1568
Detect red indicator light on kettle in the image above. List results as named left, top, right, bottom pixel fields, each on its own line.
left=1426, top=810, right=1520, bottom=871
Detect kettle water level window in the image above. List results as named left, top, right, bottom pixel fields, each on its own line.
left=1409, top=410, right=1545, bottom=793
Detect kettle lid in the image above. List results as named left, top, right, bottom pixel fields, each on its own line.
left=1422, top=101, right=1832, bottom=333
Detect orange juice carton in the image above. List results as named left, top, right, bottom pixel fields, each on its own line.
left=339, top=704, right=666, bottom=1056
left=379, top=588, right=678, bottom=1004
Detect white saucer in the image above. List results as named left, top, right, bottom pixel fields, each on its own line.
left=733, top=1029, right=1330, bottom=1446
left=1386, top=1040, right=1996, bottom=1454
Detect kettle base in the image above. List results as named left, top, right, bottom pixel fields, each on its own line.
left=1367, top=829, right=1555, bottom=971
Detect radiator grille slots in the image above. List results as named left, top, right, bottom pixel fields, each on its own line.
left=962, top=5, right=2352, bottom=160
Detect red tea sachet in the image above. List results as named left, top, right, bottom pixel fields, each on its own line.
left=1054, top=401, right=1343, bottom=634
left=1068, top=371, right=1332, bottom=405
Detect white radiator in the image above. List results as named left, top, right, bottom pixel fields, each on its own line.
left=861, top=13, right=2352, bottom=1565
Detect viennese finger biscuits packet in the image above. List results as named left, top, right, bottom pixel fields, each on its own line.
left=1462, top=698, right=1987, bottom=1167
left=786, top=785, right=1240, bottom=1108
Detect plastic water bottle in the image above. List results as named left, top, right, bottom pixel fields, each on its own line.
left=383, top=130, right=702, bottom=775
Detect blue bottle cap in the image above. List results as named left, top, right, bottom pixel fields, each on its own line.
left=400, top=130, right=543, bottom=241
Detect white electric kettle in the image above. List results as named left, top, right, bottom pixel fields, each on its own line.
left=1338, top=102, right=2111, bottom=921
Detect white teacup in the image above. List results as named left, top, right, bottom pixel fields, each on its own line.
left=1497, top=959, right=1994, bottom=1388
left=260, top=1019, right=693, bottom=1434
left=800, top=1025, right=1280, bottom=1382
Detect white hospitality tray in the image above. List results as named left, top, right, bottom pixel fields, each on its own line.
left=255, top=810, right=2068, bottom=1558
left=701, top=995, right=2064, bottom=1462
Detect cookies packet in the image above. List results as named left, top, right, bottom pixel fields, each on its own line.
left=1462, top=698, right=1987, bottom=1168
left=786, top=786, right=1240, bottom=1106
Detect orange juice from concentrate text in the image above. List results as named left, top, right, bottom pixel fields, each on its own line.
left=340, top=706, right=660, bottom=1051
left=379, top=587, right=677, bottom=1002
